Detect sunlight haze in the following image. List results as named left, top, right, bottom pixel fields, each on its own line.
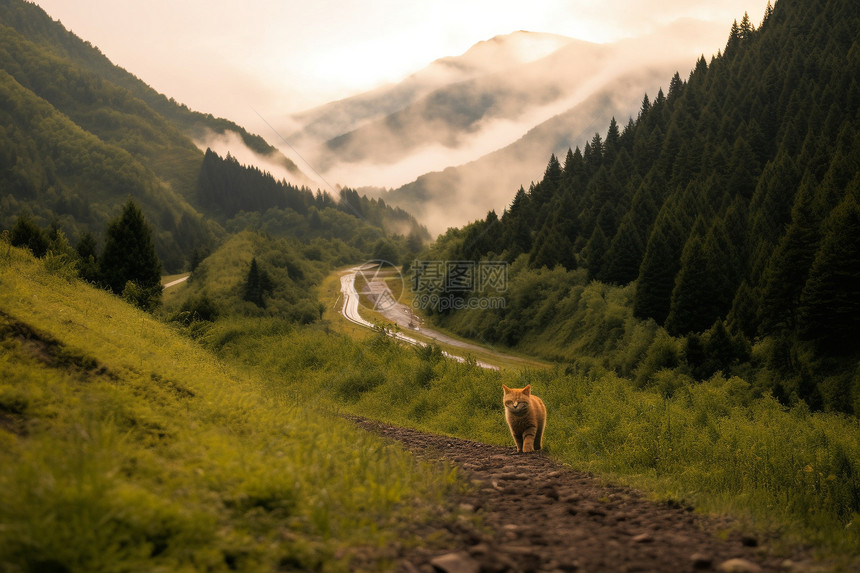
left=33, top=0, right=770, bottom=129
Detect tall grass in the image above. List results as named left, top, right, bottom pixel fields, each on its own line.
left=538, top=369, right=860, bottom=553
left=205, top=313, right=860, bottom=561
left=0, top=246, right=462, bottom=572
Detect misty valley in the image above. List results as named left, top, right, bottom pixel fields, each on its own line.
left=1, top=0, right=859, bottom=571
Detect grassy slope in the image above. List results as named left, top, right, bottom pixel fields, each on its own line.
left=5, top=239, right=857, bottom=567
left=306, top=268, right=860, bottom=563
left=0, top=244, right=462, bottom=572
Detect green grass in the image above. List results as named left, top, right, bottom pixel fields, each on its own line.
left=6, top=238, right=858, bottom=568
left=0, top=245, right=463, bottom=572
left=204, top=311, right=860, bottom=566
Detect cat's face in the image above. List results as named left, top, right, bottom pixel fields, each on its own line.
left=502, top=384, right=532, bottom=414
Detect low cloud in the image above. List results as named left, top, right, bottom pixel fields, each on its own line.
left=193, top=129, right=316, bottom=188
left=282, top=18, right=731, bottom=235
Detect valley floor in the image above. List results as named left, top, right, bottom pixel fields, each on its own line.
left=334, top=266, right=548, bottom=371
left=349, top=416, right=820, bottom=573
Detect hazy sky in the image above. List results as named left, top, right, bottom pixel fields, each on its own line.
left=34, top=0, right=770, bottom=130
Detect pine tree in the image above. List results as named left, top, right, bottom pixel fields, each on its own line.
left=602, top=214, right=645, bottom=285
left=797, top=196, right=860, bottom=353
left=665, top=234, right=711, bottom=335
left=604, top=118, right=620, bottom=164
left=739, top=12, right=754, bottom=39
left=502, top=187, right=534, bottom=256
left=99, top=199, right=162, bottom=305
left=747, top=151, right=801, bottom=282
left=563, top=147, right=584, bottom=182
left=638, top=93, right=651, bottom=120
left=727, top=280, right=759, bottom=339
left=760, top=177, right=820, bottom=332
left=543, top=153, right=563, bottom=190
left=584, top=225, right=608, bottom=280
left=585, top=134, right=604, bottom=176
left=530, top=224, right=572, bottom=270
left=634, top=210, right=685, bottom=323
left=725, top=20, right=742, bottom=56
left=243, top=257, right=274, bottom=308
left=10, top=214, right=48, bottom=258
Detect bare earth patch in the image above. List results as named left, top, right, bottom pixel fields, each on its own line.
left=348, top=416, right=819, bottom=573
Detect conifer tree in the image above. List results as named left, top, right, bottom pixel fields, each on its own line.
left=727, top=280, right=759, bottom=339
left=602, top=214, right=645, bottom=285
left=667, top=72, right=684, bottom=102
left=747, top=151, right=801, bottom=281
left=584, top=226, right=608, bottom=281
left=543, top=153, right=563, bottom=190
left=243, top=257, right=274, bottom=308
left=604, top=118, right=620, bottom=164
left=797, top=196, right=860, bottom=353
left=665, top=235, right=711, bottom=335
left=760, top=177, right=820, bottom=332
left=10, top=214, right=48, bottom=258
left=638, top=94, right=651, bottom=119
left=99, top=199, right=162, bottom=305
left=503, top=186, right=534, bottom=255
left=634, top=210, right=685, bottom=323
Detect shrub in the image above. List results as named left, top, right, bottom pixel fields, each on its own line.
left=634, top=330, right=681, bottom=387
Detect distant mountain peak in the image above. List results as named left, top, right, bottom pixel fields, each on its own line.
left=463, top=30, right=577, bottom=63
left=433, top=30, right=576, bottom=75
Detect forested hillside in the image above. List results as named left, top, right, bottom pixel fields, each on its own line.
left=415, top=0, right=860, bottom=412
left=0, top=0, right=428, bottom=273
left=0, top=20, right=213, bottom=271
left=0, top=0, right=301, bottom=165
left=194, top=150, right=429, bottom=265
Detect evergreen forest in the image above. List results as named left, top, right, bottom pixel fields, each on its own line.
left=414, top=0, right=860, bottom=413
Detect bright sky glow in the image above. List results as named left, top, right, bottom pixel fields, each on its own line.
left=33, top=0, right=770, bottom=129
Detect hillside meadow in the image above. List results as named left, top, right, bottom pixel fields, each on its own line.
left=3, top=238, right=859, bottom=569
left=194, top=271, right=860, bottom=564
left=0, top=243, right=465, bottom=572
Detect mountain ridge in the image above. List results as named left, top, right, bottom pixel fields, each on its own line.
left=285, top=19, right=730, bottom=227
left=0, top=0, right=429, bottom=273
left=286, top=30, right=579, bottom=143
left=1, top=0, right=309, bottom=182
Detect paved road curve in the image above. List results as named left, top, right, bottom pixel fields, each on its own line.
left=339, top=267, right=499, bottom=370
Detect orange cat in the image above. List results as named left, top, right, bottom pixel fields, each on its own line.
left=502, top=384, right=546, bottom=453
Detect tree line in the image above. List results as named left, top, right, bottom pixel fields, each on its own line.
left=415, top=0, right=860, bottom=412
left=9, top=199, right=163, bottom=310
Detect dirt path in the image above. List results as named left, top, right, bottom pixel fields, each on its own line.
left=348, top=417, right=815, bottom=573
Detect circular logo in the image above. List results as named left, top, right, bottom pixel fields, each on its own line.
left=354, top=259, right=405, bottom=313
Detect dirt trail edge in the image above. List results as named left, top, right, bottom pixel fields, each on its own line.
left=347, top=416, right=816, bottom=573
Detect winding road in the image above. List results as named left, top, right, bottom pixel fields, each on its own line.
left=339, top=267, right=500, bottom=370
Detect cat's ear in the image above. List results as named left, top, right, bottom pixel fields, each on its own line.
left=502, top=384, right=511, bottom=392
left=522, top=384, right=531, bottom=395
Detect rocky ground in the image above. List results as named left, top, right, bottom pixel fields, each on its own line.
left=347, top=417, right=824, bottom=573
